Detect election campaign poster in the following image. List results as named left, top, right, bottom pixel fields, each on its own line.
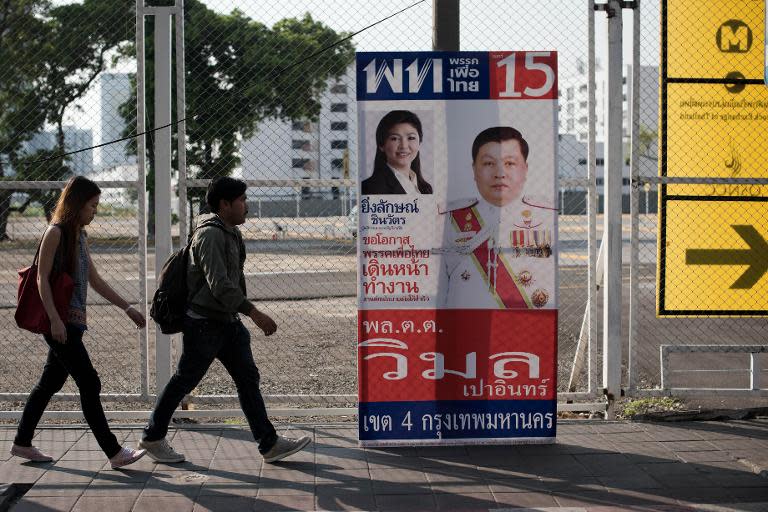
left=356, top=51, right=559, bottom=446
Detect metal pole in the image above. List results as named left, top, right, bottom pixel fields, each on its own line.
left=750, top=352, right=762, bottom=390
left=170, top=0, right=187, bottom=382
left=432, top=0, right=460, bottom=51
left=154, top=10, right=173, bottom=391
left=603, top=0, right=624, bottom=419
left=568, top=0, right=602, bottom=396
left=587, top=0, right=599, bottom=397
left=568, top=237, right=604, bottom=392
left=317, top=122, right=321, bottom=181
left=135, top=0, right=149, bottom=399
left=628, top=1, right=641, bottom=393
left=173, top=0, right=187, bottom=379
left=176, top=0, right=187, bottom=244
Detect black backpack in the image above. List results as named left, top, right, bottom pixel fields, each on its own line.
left=150, top=220, right=223, bottom=334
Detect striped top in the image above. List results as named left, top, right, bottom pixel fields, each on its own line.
left=67, top=230, right=89, bottom=328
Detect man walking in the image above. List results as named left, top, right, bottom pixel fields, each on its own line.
left=139, top=177, right=310, bottom=463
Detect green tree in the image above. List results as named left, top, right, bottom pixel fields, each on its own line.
left=0, top=0, right=49, bottom=240
left=0, top=0, right=133, bottom=238
left=121, top=1, right=355, bottom=233
left=637, top=125, right=658, bottom=162
left=32, top=0, right=133, bottom=215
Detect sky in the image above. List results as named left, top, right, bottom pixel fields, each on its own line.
left=54, top=0, right=661, bottom=140
left=172, top=0, right=660, bottom=71
left=52, top=0, right=661, bottom=75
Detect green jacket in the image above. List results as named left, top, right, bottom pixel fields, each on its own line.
left=186, top=213, right=254, bottom=322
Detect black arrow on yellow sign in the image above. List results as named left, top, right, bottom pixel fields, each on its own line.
left=686, top=225, right=768, bottom=289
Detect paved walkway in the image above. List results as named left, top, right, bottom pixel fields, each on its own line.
left=1, top=419, right=767, bottom=511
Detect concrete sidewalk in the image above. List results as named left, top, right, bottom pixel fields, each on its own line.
left=1, top=419, right=767, bottom=511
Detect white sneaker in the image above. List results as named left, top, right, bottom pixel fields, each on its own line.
left=138, top=438, right=185, bottom=463
left=110, top=447, right=146, bottom=469
left=262, top=435, right=311, bottom=464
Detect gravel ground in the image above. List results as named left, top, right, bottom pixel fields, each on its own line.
left=0, top=297, right=358, bottom=400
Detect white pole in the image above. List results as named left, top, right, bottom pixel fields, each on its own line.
left=154, top=10, right=173, bottom=391
left=603, top=0, right=624, bottom=419
left=564, top=0, right=608, bottom=396
left=176, top=0, right=187, bottom=244
left=587, top=0, right=598, bottom=396
left=135, top=0, right=149, bottom=398
left=568, top=238, right=604, bottom=391
left=173, top=0, right=187, bottom=386
left=628, top=1, right=641, bottom=393
left=750, top=353, right=762, bottom=391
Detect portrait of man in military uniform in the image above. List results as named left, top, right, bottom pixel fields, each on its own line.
left=435, top=126, right=556, bottom=310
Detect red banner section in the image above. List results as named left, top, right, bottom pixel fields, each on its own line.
left=358, top=309, right=557, bottom=403
left=489, top=51, right=558, bottom=100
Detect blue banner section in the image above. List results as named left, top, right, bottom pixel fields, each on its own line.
left=356, top=51, right=490, bottom=101
left=359, top=400, right=556, bottom=441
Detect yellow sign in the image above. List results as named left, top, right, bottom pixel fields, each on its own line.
left=659, top=0, right=768, bottom=316
left=668, top=0, right=765, bottom=80
left=666, top=83, right=768, bottom=196
left=660, top=199, right=768, bottom=315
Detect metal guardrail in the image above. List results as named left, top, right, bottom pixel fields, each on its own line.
left=660, top=345, right=768, bottom=395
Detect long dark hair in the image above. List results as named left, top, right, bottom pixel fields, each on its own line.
left=50, top=176, right=101, bottom=274
left=373, top=110, right=433, bottom=194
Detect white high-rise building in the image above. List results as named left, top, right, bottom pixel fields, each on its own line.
left=24, top=128, right=93, bottom=175
left=558, top=63, right=659, bottom=143
left=556, top=64, right=660, bottom=213
left=238, top=65, right=357, bottom=201
left=98, top=72, right=135, bottom=170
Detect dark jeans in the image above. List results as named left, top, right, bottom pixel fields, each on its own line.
left=144, top=317, right=277, bottom=453
left=15, top=324, right=121, bottom=458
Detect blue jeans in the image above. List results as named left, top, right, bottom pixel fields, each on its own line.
left=143, top=317, right=277, bottom=453
left=15, top=324, right=121, bottom=458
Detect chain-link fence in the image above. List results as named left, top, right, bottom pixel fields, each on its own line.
left=0, top=0, right=605, bottom=416
left=0, top=0, right=146, bottom=407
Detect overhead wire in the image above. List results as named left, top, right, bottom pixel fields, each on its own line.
left=9, top=0, right=427, bottom=169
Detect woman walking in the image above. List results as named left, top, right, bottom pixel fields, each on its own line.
left=11, top=176, right=146, bottom=469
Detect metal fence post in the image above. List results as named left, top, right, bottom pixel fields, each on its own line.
left=176, top=0, right=187, bottom=245
left=553, top=0, right=603, bottom=399
left=153, top=7, right=174, bottom=391
left=750, top=352, right=762, bottom=391
left=136, top=0, right=149, bottom=398
left=628, top=0, right=641, bottom=393
left=587, top=0, right=599, bottom=398
left=603, top=0, right=624, bottom=418
left=173, top=0, right=187, bottom=382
